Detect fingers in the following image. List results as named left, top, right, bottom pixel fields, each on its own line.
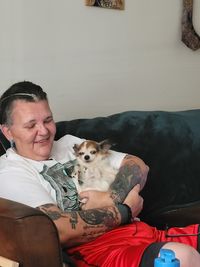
left=123, top=185, right=144, bottom=218
left=79, top=191, right=89, bottom=198
left=79, top=190, right=114, bottom=210
left=133, top=184, right=140, bottom=192
left=80, top=202, right=87, bottom=210
left=78, top=191, right=89, bottom=209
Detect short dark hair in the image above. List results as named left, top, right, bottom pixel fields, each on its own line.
left=0, top=81, right=48, bottom=125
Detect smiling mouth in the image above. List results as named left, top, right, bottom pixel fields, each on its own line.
left=35, top=138, right=50, bottom=144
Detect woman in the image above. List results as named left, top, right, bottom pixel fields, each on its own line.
left=0, top=81, right=200, bottom=267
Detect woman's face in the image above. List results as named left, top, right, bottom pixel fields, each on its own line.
left=2, top=99, right=56, bottom=161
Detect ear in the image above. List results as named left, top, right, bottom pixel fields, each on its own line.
left=0, top=124, right=14, bottom=142
left=73, top=144, right=79, bottom=155
left=99, top=139, right=114, bottom=151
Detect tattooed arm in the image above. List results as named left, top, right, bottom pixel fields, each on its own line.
left=37, top=182, right=142, bottom=247
left=37, top=203, right=120, bottom=247
left=78, top=154, right=148, bottom=214
left=110, top=154, right=149, bottom=203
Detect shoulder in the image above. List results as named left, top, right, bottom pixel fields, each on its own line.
left=108, top=150, right=126, bottom=169
left=56, top=134, right=84, bottom=145
left=0, top=148, right=44, bottom=174
left=51, top=134, right=85, bottom=161
left=0, top=152, right=56, bottom=208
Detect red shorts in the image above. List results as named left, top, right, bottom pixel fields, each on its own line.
left=67, top=221, right=199, bottom=267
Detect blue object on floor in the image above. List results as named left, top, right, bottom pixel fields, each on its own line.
left=154, top=249, right=180, bottom=267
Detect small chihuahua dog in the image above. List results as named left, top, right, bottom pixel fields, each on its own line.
left=71, top=139, right=118, bottom=192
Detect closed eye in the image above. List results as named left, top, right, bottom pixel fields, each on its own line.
left=79, top=152, right=84, bottom=156
left=23, top=116, right=53, bottom=129
left=90, top=150, right=97, bottom=154
left=24, top=123, right=36, bottom=129
left=44, top=116, right=53, bottom=124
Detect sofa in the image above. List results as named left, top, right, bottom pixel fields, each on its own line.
left=1, top=109, right=200, bottom=267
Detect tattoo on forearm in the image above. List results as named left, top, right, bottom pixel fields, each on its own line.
left=79, top=207, right=118, bottom=229
left=70, top=211, right=78, bottom=229
left=37, top=204, right=119, bottom=231
left=110, top=155, right=142, bottom=203
left=37, top=203, right=79, bottom=229
left=37, top=204, right=65, bottom=220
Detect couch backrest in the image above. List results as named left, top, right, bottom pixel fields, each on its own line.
left=1, top=110, right=200, bottom=228
left=55, top=110, right=200, bottom=228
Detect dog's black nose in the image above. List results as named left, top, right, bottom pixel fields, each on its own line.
left=84, top=155, right=90, bottom=161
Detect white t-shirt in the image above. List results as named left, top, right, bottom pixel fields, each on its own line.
left=0, top=135, right=125, bottom=208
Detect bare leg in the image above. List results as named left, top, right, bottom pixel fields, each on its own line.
left=162, top=242, right=200, bottom=267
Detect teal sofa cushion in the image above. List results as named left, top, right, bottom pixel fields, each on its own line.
left=55, top=110, right=200, bottom=227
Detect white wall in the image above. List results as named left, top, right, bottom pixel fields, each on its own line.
left=0, top=0, right=200, bottom=121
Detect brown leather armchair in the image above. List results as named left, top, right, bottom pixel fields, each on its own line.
left=0, top=197, right=63, bottom=267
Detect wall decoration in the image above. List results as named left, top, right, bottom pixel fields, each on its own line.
left=182, top=0, right=200, bottom=50
left=85, top=0, right=124, bottom=10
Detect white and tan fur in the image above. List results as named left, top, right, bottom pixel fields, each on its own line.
left=72, top=139, right=118, bottom=192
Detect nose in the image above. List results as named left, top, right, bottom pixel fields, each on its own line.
left=37, top=123, right=49, bottom=135
left=84, top=155, right=90, bottom=161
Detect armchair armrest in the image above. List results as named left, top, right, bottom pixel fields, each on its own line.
left=0, top=197, right=63, bottom=267
left=0, top=256, right=19, bottom=267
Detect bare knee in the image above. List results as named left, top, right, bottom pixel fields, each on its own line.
left=162, top=242, right=200, bottom=267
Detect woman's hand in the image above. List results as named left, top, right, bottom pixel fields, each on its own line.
left=123, top=184, right=144, bottom=218
left=79, top=190, right=114, bottom=210
left=79, top=183, right=143, bottom=218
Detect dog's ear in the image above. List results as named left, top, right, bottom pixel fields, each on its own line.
left=73, top=144, right=79, bottom=155
left=99, top=139, right=115, bottom=151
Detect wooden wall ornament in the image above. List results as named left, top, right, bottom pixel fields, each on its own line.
left=85, top=0, right=124, bottom=10
left=182, top=0, right=200, bottom=50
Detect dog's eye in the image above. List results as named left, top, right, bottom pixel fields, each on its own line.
left=79, top=152, right=84, bottom=156
left=90, top=150, right=97, bottom=154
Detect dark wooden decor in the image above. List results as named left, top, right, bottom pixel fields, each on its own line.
left=182, top=0, right=200, bottom=50
left=85, top=0, right=124, bottom=10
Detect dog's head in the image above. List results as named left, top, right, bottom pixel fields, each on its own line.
left=73, top=139, right=113, bottom=164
